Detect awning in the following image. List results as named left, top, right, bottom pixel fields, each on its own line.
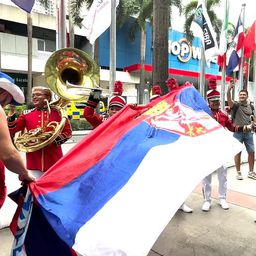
left=123, top=64, right=233, bottom=81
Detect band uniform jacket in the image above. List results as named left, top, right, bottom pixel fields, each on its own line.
left=8, top=108, right=72, bottom=172
left=211, top=109, right=234, bottom=132
left=84, top=106, right=108, bottom=129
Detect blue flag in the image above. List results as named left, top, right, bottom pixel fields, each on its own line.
left=226, top=15, right=245, bottom=75
left=11, top=0, right=35, bottom=13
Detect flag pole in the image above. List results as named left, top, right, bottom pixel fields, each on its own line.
left=221, top=64, right=226, bottom=110
left=220, top=0, right=228, bottom=110
left=109, top=0, right=117, bottom=95
left=239, top=3, right=246, bottom=90
left=58, top=0, right=66, bottom=49
left=199, top=46, right=206, bottom=98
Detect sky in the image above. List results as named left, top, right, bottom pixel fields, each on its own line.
left=172, top=0, right=255, bottom=32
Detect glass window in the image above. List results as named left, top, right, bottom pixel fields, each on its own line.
left=38, top=39, right=45, bottom=51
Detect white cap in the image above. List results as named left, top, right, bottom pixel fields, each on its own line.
left=0, top=72, right=25, bottom=104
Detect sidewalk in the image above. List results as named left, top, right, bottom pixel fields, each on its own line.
left=0, top=163, right=255, bottom=256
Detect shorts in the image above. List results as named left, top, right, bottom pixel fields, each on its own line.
left=233, top=132, right=255, bottom=153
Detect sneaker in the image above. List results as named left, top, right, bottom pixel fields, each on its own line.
left=202, top=201, right=211, bottom=212
left=248, top=172, right=256, bottom=180
left=236, top=172, right=243, bottom=180
left=179, top=203, right=193, bottom=213
left=219, top=199, right=229, bottom=210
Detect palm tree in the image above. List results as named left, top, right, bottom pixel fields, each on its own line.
left=183, top=0, right=222, bottom=43
left=128, top=0, right=152, bottom=104
left=70, top=0, right=150, bottom=102
left=152, top=0, right=182, bottom=94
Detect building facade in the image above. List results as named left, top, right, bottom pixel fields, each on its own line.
left=0, top=0, right=227, bottom=105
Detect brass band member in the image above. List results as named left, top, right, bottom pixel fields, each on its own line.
left=8, top=86, right=72, bottom=178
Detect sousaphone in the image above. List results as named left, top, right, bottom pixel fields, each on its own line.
left=15, top=48, right=102, bottom=152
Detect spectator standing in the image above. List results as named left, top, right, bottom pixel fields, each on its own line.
left=227, top=82, right=256, bottom=180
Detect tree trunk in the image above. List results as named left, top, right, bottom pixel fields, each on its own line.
left=27, top=13, right=33, bottom=107
left=139, top=28, right=146, bottom=104
left=152, top=0, right=169, bottom=94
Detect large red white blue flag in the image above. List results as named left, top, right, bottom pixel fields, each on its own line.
left=11, top=84, right=242, bottom=256
left=11, top=0, right=35, bottom=13
left=226, top=15, right=245, bottom=75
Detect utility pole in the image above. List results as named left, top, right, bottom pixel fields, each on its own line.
left=109, top=0, right=117, bottom=95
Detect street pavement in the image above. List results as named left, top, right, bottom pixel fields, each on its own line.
left=0, top=132, right=256, bottom=256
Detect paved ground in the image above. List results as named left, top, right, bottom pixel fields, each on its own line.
left=0, top=134, right=256, bottom=256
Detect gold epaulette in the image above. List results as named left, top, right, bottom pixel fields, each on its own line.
left=22, top=108, right=35, bottom=115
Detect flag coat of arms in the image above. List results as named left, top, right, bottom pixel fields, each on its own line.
left=11, top=84, right=243, bottom=256
left=191, top=0, right=218, bottom=67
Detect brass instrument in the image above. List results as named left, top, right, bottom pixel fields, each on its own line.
left=15, top=48, right=101, bottom=152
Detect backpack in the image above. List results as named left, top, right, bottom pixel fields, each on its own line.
left=231, top=102, right=254, bottom=122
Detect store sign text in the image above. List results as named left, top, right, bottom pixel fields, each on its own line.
left=168, top=38, right=217, bottom=64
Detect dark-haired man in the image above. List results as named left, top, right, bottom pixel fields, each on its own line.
left=227, top=82, right=255, bottom=180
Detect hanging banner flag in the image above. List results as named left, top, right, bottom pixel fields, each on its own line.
left=11, top=84, right=243, bottom=256
left=244, top=20, right=256, bottom=59
left=217, top=0, right=229, bottom=69
left=82, top=0, right=120, bottom=44
left=226, top=14, right=245, bottom=75
left=191, top=0, right=219, bottom=67
left=11, top=0, right=35, bottom=13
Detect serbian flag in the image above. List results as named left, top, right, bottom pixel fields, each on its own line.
left=217, top=0, right=229, bottom=69
left=11, top=84, right=242, bottom=256
left=244, top=21, right=256, bottom=59
left=226, top=14, right=245, bottom=75
left=11, top=0, right=35, bottom=13
left=82, top=0, right=119, bottom=44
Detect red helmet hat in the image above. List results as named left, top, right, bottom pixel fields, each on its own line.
left=108, top=81, right=126, bottom=108
left=150, top=84, right=162, bottom=101
left=206, top=89, right=220, bottom=101
left=208, top=76, right=217, bottom=90
left=166, top=77, right=179, bottom=91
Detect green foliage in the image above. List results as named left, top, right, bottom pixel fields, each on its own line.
left=38, top=0, right=49, bottom=9
left=183, top=0, right=222, bottom=43
left=4, top=105, right=26, bottom=116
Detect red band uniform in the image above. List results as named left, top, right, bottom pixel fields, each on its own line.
left=8, top=88, right=72, bottom=172
left=8, top=108, right=72, bottom=172
left=202, top=77, right=237, bottom=211
left=84, top=81, right=126, bottom=129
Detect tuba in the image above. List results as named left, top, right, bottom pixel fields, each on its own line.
left=15, top=48, right=101, bottom=152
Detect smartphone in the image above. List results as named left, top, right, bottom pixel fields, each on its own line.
left=92, top=89, right=102, bottom=99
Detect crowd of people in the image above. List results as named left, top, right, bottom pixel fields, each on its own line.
left=0, top=71, right=256, bottom=254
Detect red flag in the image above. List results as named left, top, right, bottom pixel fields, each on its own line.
left=244, top=21, right=256, bottom=59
